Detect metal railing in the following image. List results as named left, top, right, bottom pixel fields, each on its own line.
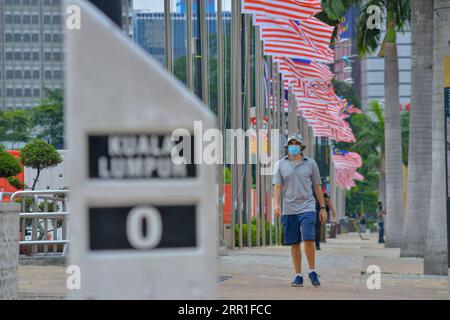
left=10, top=190, right=70, bottom=256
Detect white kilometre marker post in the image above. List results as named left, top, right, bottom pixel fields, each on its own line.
left=65, top=0, right=217, bottom=300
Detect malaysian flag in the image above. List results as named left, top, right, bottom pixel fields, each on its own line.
left=243, top=0, right=322, bottom=21
left=332, top=148, right=365, bottom=189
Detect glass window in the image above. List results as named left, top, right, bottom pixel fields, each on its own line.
left=53, top=52, right=61, bottom=61
left=24, top=70, right=32, bottom=79
left=6, top=89, right=14, bottom=97
left=33, top=70, right=40, bottom=79
left=14, top=52, right=22, bottom=60
left=14, top=15, right=21, bottom=24
left=14, top=70, right=22, bottom=79
left=15, top=89, right=23, bottom=97
left=52, top=15, right=60, bottom=24
left=45, top=70, right=52, bottom=79
left=44, top=33, right=52, bottom=42
left=24, top=89, right=32, bottom=97
left=32, top=52, right=39, bottom=60
left=14, top=33, right=21, bottom=42
left=5, top=33, right=13, bottom=42
left=6, top=70, right=14, bottom=79
left=32, top=15, right=39, bottom=24
left=23, top=15, right=31, bottom=24
left=23, top=34, right=31, bottom=42
left=45, top=52, right=52, bottom=61
left=33, top=89, right=40, bottom=97
left=5, top=15, right=13, bottom=24
left=6, top=52, right=13, bottom=60
left=32, top=33, right=39, bottom=42
left=44, top=15, right=51, bottom=24
left=23, top=52, right=31, bottom=60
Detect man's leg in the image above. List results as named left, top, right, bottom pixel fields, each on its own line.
left=300, top=212, right=317, bottom=271
left=314, top=211, right=321, bottom=249
left=291, top=244, right=302, bottom=274
left=304, top=240, right=316, bottom=270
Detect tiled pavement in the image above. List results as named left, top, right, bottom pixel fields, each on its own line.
left=217, top=233, right=449, bottom=300
left=17, top=232, right=449, bottom=299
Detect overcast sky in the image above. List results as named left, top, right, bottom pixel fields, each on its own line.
left=133, top=0, right=232, bottom=11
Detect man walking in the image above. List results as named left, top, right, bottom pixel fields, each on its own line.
left=273, top=133, right=327, bottom=287
left=377, top=202, right=386, bottom=244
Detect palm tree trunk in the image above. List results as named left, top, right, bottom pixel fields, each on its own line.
left=379, top=159, right=386, bottom=207
left=400, top=0, right=433, bottom=257
left=424, top=0, right=449, bottom=275
left=384, top=36, right=405, bottom=248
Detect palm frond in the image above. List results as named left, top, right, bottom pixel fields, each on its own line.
left=395, top=0, right=411, bottom=31
left=356, top=0, right=386, bottom=57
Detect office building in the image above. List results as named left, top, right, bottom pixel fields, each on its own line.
left=0, top=0, right=133, bottom=111
left=133, top=10, right=231, bottom=65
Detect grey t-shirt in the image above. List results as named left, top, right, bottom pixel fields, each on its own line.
left=273, top=155, right=322, bottom=215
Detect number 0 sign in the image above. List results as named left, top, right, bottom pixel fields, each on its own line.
left=126, top=206, right=162, bottom=250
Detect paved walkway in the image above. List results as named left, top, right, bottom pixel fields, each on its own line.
left=18, top=232, right=449, bottom=299
left=218, top=232, right=449, bottom=300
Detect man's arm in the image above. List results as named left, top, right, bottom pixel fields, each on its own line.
left=274, top=184, right=282, bottom=217
left=272, top=160, right=283, bottom=217
left=314, top=184, right=326, bottom=208
left=326, top=197, right=337, bottom=220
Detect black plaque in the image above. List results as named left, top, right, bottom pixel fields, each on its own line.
left=89, top=205, right=197, bottom=251
left=88, top=134, right=196, bottom=179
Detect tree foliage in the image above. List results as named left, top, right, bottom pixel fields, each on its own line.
left=0, top=145, right=22, bottom=179
left=0, top=90, right=64, bottom=149
left=31, top=90, right=64, bottom=149
left=20, top=139, right=62, bottom=190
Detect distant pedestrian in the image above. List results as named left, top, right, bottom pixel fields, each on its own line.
left=273, top=133, right=326, bottom=287
left=359, top=213, right=367, bottom=233
left=377, top=202, right=386, bottom=244
left=314, top=189, right=336, bottom=250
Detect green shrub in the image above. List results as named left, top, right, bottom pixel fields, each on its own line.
left=234, top=219, right=283, bottom=247
left=0, top=147, right=22, bottom=178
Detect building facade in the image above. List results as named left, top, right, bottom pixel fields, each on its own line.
left=0, top=0, right=133, bottom=111
left=360, top=29, right=411, bottom=110
left=133, top=10, right=231, bottom=66
left=175, top=0, right=216, bottom=15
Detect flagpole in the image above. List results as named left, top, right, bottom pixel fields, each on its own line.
left=164, top=0, right=173, bottom=73
left=255, top=26, right=262, bottom=247
left=200, top=0, right=209, bottom=105
left=217, top=0, right=224, bottom=246
left=231, top=0, right=242, bottom=250
left=236, top=0, right=243, bottom=250
left=260, top=60, right=266, bottom=247
left=244, top=13, right=252, bottom=248
left=187, top=0, right=194, bottom=91
left=195, top=0, right=203, bottom=100
left=273, top=61, right=279, bottom=245
left=267, top=57, right=273, bottom=246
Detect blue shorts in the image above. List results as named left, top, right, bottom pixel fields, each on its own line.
left=281, top=212, right=317, bottom=245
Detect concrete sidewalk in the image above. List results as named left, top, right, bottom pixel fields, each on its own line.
left=218, top=232, right=449, bottom=300
left=17, top=232, right=449, bottom=299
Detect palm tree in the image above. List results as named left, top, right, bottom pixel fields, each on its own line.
left=424, top=0, right=449, bottom=275
left=351, top=101, right=385, bottom=202
left=356, top=0, right=410, bottom=247
left=400, top=0, right=433, bottom=258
